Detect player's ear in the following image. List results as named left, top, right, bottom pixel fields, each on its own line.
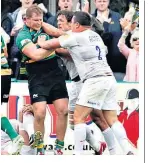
left=75, top=22, right=80, bottom=28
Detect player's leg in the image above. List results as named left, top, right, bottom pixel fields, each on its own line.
left=69, top=81, right=106, bottom=154
left=53, top=98, right=69, bottom=155
left=85, top=120, right=107, bottom=155
left=91, top=110, right=117, bottom=155
left=74, top=104, right=93, bottom=155
left=1, top=116, right=18, bottom=140
left=103, top=110, right=134, bottom=155
left=1, top=75, right=18, bottom=139
left=1, top=74, right=24, bottom=155
left=18, top=110, right=36, bottom=155
left=1, top=118, right=24, bottom=155
left=51, top=73, right=69, bottom=155
left=102, top=76, right=133, bottom=155
left=31, top=101, right=46, bottom=154
left=23, top=112, right=34, bottom=139
left=19, top=130, right=36, bottom=155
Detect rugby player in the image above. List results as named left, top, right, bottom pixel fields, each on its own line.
left=37, top=11, right=134, bottom=155
left=16, top=4, right=69, bottom=155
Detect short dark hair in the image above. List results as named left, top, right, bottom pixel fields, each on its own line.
left=57, top=10, right=74, bottom=22
left=73, top=11, right=91, bottom=26
left=26, top=4, right=43, bottom=18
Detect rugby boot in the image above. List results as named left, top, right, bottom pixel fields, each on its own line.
left=10, top=135, right=24, bottom=155
left=127, top=151, right=134, bottom=155
left=29, top=131, right=43, bottom=148
left=94, top=142, right=107, bottom=155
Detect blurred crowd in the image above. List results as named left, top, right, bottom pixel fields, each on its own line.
left=1, top=0, right=139, bottom=82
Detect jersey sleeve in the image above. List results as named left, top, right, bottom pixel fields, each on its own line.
left=16, top=30, right=33, bottom=52
left=58, top=34, right=78, bottom=48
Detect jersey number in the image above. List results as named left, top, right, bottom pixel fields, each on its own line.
left=96, top=46, right=102, bottom=60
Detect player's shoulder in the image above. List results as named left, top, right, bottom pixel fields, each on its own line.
left=16, top=26, right=32, bottom=45
left=17, top=25, right=31, bottom=39
left=59, top=31, right=73, bottom=41
left=19, top=25, right=30, bottom=34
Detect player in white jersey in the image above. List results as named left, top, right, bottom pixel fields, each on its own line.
left=56, top=10, right=108, bottom=155
left=37, top=11, right=134, bottom=155
left=1, top=118, right=36, bottom=155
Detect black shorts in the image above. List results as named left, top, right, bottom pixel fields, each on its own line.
left=1, top=75, right=11, bottom=103
left=26, top=57, right=68, bottom=104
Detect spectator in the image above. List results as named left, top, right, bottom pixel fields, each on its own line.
left=120, top=2, right=139, bottom=48
left=109, top=0, right=128, bottom=17
left=118, top=24, right=139, bottom=82
left=47, top=0, right=73, bottom=27
left=3, top=0, right=34, bottom=80
left=92, top=0, right=127, bottom=81
left=38, top=3, right=53, bottom=22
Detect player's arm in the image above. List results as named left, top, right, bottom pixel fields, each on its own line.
left=42, top=22, right=66, bottom=37
left=38, top=34, right=77, bottom=54
left=56, top=48, right=72, bottom=59
left=38, top=36, right=61, bottom=50
left=16, top=32, right=54, bottom=61
left=22, top=43, right=54, bottom=61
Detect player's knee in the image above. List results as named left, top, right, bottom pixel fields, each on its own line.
left=92, top=117, right=108, bottom=131
left=34, top=109, right=46, bottom=122
left=57, top=107, right=68, bottom=116
left=103, top=111, right=118, bottom=126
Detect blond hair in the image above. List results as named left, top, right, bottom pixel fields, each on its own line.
left=26, top=4, right=43, bottom=18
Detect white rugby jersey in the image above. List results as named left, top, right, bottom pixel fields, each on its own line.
left=59, top=30, right=79, bottom=80
left=59, top=29, right=113, bottom=82
left=61, top=58, right=79, bottom=80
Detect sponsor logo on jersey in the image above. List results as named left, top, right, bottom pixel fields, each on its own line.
left=21, top=39, right=31, bottom=46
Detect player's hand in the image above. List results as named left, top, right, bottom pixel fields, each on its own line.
left=22, top=104, right=34, bottom=114
left=37, top=35, right=46, bottom=48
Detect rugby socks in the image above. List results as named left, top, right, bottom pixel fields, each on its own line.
left=1, top=116, right=18, bottom=140
left=111, top=121, right=131, bottom=154
left=37, top=140, right=45, bottom=155
left=86, top=123, right=102, bottom=152
left=102, top=127, right=117, bottom=155
left=23, top=113, right=34, bottom=138
left=55, top=139, right=64, bottom=149
left=33, top=131, right=45, bottom=155
left=74, top=123, right=86, bottom=155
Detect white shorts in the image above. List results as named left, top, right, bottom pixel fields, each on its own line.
left=76, top=76, right=119, bottom=110
left=68, top=80, right=83, bottom=111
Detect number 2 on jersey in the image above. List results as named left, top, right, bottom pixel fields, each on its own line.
left=96, top=46, right=102, bottom=60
